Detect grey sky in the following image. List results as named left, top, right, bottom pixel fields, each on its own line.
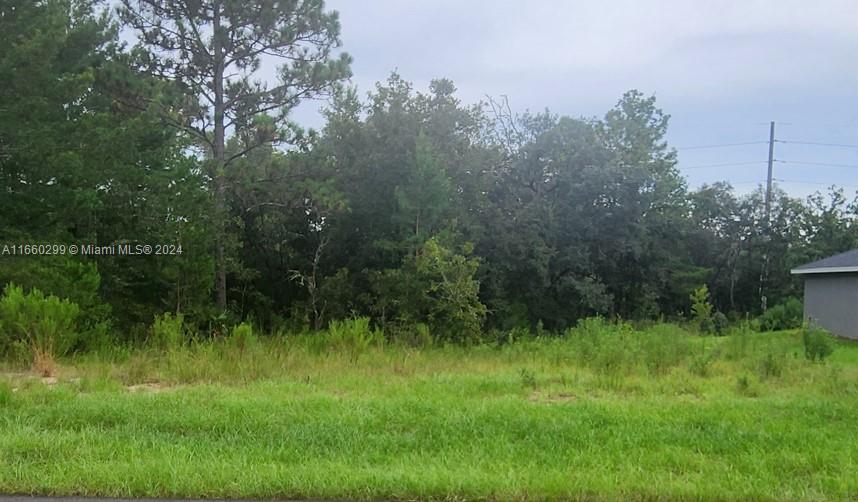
left=288, top=0, right=858, bottom=199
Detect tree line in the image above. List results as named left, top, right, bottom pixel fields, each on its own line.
left=2, top=0, right=856, bottom=342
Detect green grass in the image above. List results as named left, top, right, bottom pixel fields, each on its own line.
left=1, top=324, right=857, bottom=501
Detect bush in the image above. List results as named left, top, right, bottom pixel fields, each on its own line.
left=802, top=325, right=834, bottom=362
left=758, top=298, right=803, bottom=331
left=229, top=322, right=258, bottom=353
left=0, top=283, right=80, bottom=374
left=690, top=285, right=714, bottom=334
left=327, top=317, right=383, bottom=362
left=151, top=312, right=185, bottom=350
left=689, top=351, right=716, bottom=377
left=712, top=311, right=729, bottom=336
left=413, top=322, right=433, bottom=347
left=369, top=239, right=486, bottom=343
left=567, top=317, right=634, bottom=376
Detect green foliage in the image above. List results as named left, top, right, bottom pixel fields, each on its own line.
left=229, top=322, right=258, bottom=354
left=326, top=317, right=383, bottom=361
left=724, top=323, right=755, bottom=361
left=567, top=318, right=698, bottom=378
left=0, top=380, right=12, bottom=408
left=393, top=132, right=453, bottom=251
left=639, top=323, right=693, bottom=375
left=370, top=239, right=486, bottom=343
left=4, top=0, right=858, bottom=346
left=690, top=285, right=714, bottom=333
left=802, top=325, right=834, bottom=362
left=150, top=313, right=184, bottom=351
left=689, top=349, right=717, bottom=378
left=758, top=352, right=785, bottom=379
left=518, top=368, right=538, bottom=390
left=0, top=283, right=80, bottom=360
left=4, top=327, right=858, bottom=500
left=758, top=298, right=803, bottom=331
left=735, top=374, right=757, bottom=396
left=118, top=0, right=352, bottom=309
left=712, top=311, right=729, bottom=336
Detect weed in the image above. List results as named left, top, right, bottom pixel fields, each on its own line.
left=506, top=325, right=530, bottom=345
left=151, top=312, right=185, bottom=351
left=229, top=322, right=258, bottom=354
left=519, top=368, right=537, bottom=390
left=724, top=324, right=754, bottom=360
left=0, top=283, right=80, bottom=372
left=690, top=285, right=714, bottom=333
left=736, top=374, right=753, bottom=395
left=640, top=324, right=691, bottom=375
left=689, top=343, right=716, bottom=378
left=803, top=325, right=834, bottom=362
left=0, top=380, right=12, bottom=407
left=712, top=311, right=729, bottom=336
left=758, top=351, right=784, bottom=379
left=31, top=345, right=57, bottom=377
left=327, top=317, right=382, bottom=362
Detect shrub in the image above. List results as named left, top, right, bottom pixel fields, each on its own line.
left=0, top=257, right=110, bottom=327
left=689, top=352, right=715, bottom=377
left=712, top=311, right=729, bottom=336
left=369, top=239, right=486, bottom=343
left=327, top=317, right=382, bottom=362
left=412, top=322, right=433, bottom=348
left=506, top=325, right=531, bottom=345
left=758, top=298, right=803, bottom=331
left=229, top=322, right=258, bottom=353
left=0, top=283, right=80, bottom=374
left=567, top=317, right=635, bottom=376
left=802, top=325, right=834, bottom=362
left=690, top=285, right=714, bottom=334
left=688, top=341, right=717, bottom=377
left=151, top=312, right=185, bottom=350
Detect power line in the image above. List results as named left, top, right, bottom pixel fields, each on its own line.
left=774, top=178, right=858, bottom=189
left=776, top=159, right=858, bottom=169
left=677, top=141, right=768, bottom=150
left=681, top=160, right=767, bottom=170
left=777, top=140, right=858, bottom=149
left=731, top=180, right=765, bottom=185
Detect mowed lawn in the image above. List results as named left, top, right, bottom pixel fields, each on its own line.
left=1, top=327, right=857, bottom=501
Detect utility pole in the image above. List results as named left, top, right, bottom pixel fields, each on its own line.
left=764, top=121, right=775, bottom=224
left=760, top=121, right=775, bottom=312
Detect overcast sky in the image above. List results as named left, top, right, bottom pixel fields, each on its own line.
left=286, top=0, right=858, bottom=199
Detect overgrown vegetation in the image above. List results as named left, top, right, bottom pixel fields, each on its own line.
left=759, top=298, right=804, bottom=331
left=803, top=324, right=835, bottom=362
left=1, top=324, right=856, bottom=500
left=3, top=1, right=858, bottom=342
left=0, top=283, right=80, bottom=375
left=3, top=1, right=857, bottom=500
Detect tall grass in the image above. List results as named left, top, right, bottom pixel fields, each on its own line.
left=0, top=321, right=856, bottom=501
left=35, top=318, right=837, bottom=389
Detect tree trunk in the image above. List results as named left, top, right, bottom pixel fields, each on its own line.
left=213, top=3, right=227, bottom=310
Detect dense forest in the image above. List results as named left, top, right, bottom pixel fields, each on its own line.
left=2, top=0, right=857, bottom=344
